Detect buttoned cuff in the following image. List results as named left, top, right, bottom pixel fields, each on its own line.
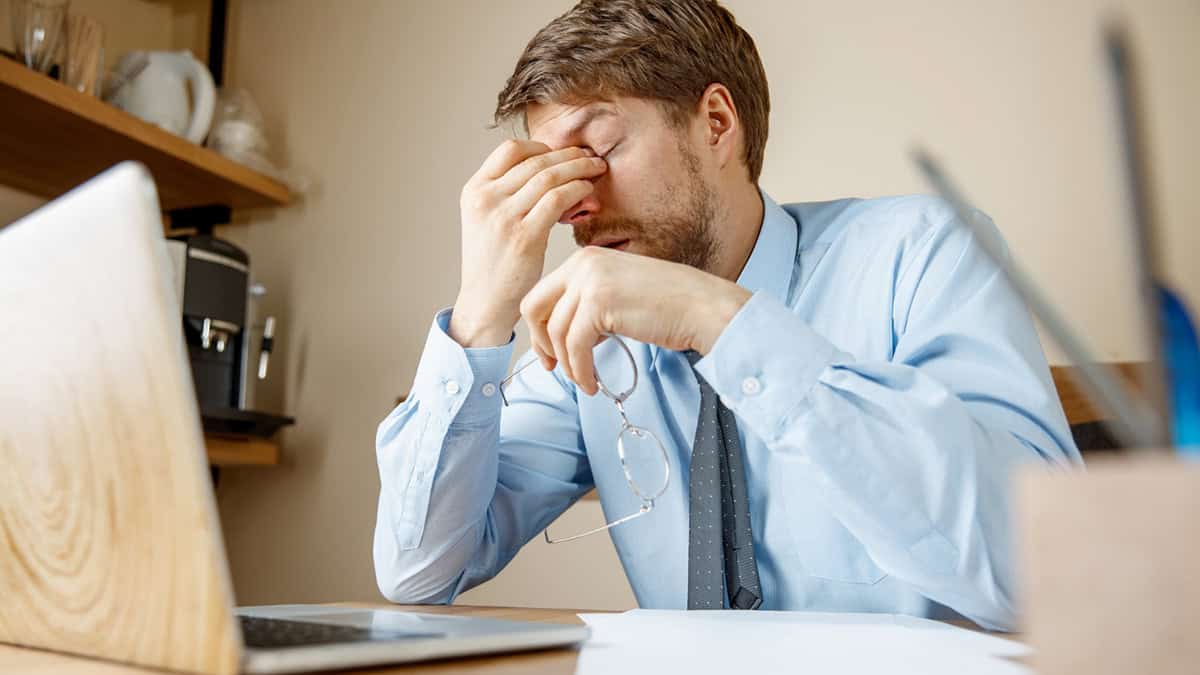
left=409, top=308, right=514, bottom=426
left=692, top=291, right=840, bottom=444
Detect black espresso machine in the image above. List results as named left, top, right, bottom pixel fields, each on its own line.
left=164, top=233, right=294, bottom=437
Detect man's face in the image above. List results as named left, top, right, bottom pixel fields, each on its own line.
left=526, top=97, right=719, bottom=272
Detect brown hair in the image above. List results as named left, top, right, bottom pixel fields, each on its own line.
left=495, top=0, right=770, bottom=182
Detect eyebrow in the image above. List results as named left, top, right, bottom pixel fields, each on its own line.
left=558, top=106, right=617, bottom=140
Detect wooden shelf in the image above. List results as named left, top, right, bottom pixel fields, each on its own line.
left=205, top=434, right=280, bottom=466
left=0, top=56, right=289, bottom=211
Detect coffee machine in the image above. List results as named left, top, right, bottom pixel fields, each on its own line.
left=164, top=233, right=293, bottom=437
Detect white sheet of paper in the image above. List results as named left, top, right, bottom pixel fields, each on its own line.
left=575, top=610, right=1031, bottom=675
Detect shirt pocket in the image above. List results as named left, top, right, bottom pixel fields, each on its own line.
left=784, top=497, right=887, bottom=585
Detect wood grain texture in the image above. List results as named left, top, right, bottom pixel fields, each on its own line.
left=0, top=605, right=591, bottom=675
left=0, top=56, right=289, bottom=210
left=205, top=435, right=280, bottom=466
left=0, top=166, right=242, bottom=674
left=1049, top=363, right=1145, bottom=425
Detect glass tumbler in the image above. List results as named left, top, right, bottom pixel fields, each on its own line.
left=64, top=14, right=103, bottom=94
left=10, top=0, right=70, bottom=74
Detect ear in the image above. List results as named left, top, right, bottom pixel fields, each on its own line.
left=697, top=83, right=740, bottom=170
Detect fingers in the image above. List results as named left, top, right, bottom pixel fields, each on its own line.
left=531, top=342, right=556, bottom=372
left=521, top=180, right=596, bottom=243
left=565, top=305, right=602, bottom=396
left=508, top=155, right=606, bottom=217
left=521, top=265, right=570, bottom=371
left=526, top=298, right=556, bottom=375
left=495, top=146, right=594, bottom=195
left=476, top=139, right=552, bottom=181
left=545, top=289, right=581, bottom=384
left=525, top=284, right=601, bottom=395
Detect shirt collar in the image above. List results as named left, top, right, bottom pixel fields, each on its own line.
left=735, top=190, right=798, bottom=302
left=647, top=189, right=798, bottom=370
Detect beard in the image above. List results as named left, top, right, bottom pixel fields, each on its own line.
left=572, top=144, right=720, bottom=273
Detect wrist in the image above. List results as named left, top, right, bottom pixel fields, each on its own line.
left=448, top=300, right=517, bottom=348
left=690, top=279, right=751, bottom=355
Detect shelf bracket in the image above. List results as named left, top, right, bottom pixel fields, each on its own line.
left=168, top=204, right=232, bottom=235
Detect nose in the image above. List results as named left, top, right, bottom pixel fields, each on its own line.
left=559, top=191, right=601, bottom=225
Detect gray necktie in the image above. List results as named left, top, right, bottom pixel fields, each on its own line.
left=685, top=351, right=763, bottom=610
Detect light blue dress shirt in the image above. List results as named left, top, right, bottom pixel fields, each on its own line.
left=374, top=192, right=1080, bottom=631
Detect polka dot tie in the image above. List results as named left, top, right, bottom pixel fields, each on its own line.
left=685, top=351, right=763, bottom=610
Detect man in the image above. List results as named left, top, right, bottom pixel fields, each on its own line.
left=374, top=0, right=1079, bottom=630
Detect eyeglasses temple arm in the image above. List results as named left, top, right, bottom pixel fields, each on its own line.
left=543, top=503, right=651, bottom=544
left=499, top=354, right=542, bottom=407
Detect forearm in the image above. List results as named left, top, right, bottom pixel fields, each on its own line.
left=695, top=292, right=1077, bottom=629
left=786, top=368, right=1046, bottom=629
left=373, top=311, right=512, bottom=603
left=374, top=309, right=593, bottom=604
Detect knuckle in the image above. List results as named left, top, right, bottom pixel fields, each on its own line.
left=567, top=177, right=593, bottom=200
left=490, top=208, right=519, bottom=233
left=499, top=138, right=522, bottom=158
left=536, top=167, right=564, bottom=191
left=463, top=189, right=492, bottom=214
left=566, top=328, right=590, bottom=351
left=543, top=187, right=568, bottom=210
left=548, top=308, right=570, bottom=333
left=566, top=177, right=591, bottom=197
left=512, top=224, right=542, bottom=249
left=577, top=245, right=604, bottom=266
left=586, top=279, right=614, bottom=305
left=527, top=153, right=554, bottom=174
left=548, top=183, right=581, bottom=210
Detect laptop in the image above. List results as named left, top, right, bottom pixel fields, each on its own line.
left=0, top=163, right=589, bottom=674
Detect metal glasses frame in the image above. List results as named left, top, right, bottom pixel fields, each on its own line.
left=499, top=335, right=671, bottom=544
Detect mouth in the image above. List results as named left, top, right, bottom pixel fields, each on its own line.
left=587, top=236, right=631, bottom=251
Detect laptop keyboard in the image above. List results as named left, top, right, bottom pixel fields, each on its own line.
left=239, top=615, right=440, bottom=649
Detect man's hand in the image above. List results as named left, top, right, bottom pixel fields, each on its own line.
left=520, top=247, right=752, bottom=395
left=449, top=140, right=608, bottom=347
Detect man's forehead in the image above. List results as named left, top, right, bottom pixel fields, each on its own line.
left=526, top=101, right=620, bottom=145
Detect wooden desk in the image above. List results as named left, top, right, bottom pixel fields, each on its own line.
left=0, top=605, right=592, bottom=675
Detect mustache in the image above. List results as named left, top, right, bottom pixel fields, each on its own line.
left=571, top=218, right=649, bottom=247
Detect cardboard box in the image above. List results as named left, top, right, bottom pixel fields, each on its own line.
left=1017, top=456, right=1200, bottom=675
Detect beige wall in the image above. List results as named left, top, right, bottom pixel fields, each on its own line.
left=3, top=1, right=1196, bottom=610
left=211, top=0, right=1200, bottom=610
left=213, top=0, right=639, bottom=610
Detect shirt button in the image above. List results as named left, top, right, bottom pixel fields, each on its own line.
left=741, top=376, right=762, bottom=396
left=481, top=382, right=497, bottom=397
left=444, top=380, right=461, bottom=395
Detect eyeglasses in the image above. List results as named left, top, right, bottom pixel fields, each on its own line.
left=499, top=335, right=670, bottom=544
